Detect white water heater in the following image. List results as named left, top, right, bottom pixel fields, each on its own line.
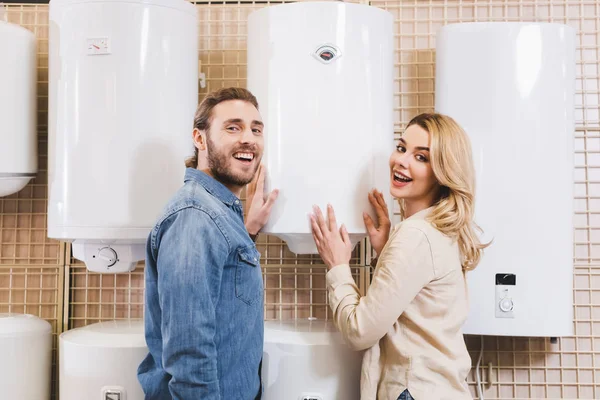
left=262, top=320, right=362, bottom=400
left=0, top=314, right=52, bottom=400
left=60, top=320, right=147, bottom=400
left=435, top=22, right=575, bottom=337
left=0, top=21, right=37, bottom=197
left=248, top=2, right=394, bottom=254
left=48, top=0, right=198, bottom=273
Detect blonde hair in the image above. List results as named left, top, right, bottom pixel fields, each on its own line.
left=400, top=113, right=489, bottom=271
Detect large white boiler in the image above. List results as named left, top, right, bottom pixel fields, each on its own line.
left=247, top=2, right=394, bottom=254
left=262, top=320, right=362, bottom=400
left=435, top=22, right=575, bottom=337
left=0, top=313, right=52, bottom=400
left=48, top=0, right=198, bottom=272
left=60, top=320, right=147, bottom=400
left=0, top=21, right=37, bottom=197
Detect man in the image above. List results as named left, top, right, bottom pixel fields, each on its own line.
left=138, top=87, right=279, bottom=399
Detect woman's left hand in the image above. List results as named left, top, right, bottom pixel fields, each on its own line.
left=310, top=204, right=353, bottom=270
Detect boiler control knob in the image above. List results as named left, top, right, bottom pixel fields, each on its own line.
left=98, top=247, right=118, bottom=267
left=499, top=298, right=514, bottom=312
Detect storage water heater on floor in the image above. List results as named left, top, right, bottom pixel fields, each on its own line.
left=262, top=320, right=362, bottom=400
left=435, top=22, right=575, bottom=336
left=48, top=0, right=198, bottom=273
left=60, top=319, right=147, bottom=400
left=0, top=21, right=37, bottom=197
left=0, top=313, right=52, bottom=400
left=248, top=2, right=394, bottom=254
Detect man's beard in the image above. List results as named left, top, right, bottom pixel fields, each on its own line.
left=206, top=137, right=260, bottom=187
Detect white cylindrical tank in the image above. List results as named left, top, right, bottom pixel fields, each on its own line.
left=48, top=0, right=198, bottom=272
left=0, top=313, right=52, bottom=400
left=60, top=319, right=147, bottom=400
left=0, top=21, right=37, bottom=197
left=262, top=320, right=362, bottom=400
left=248, top=2, right=394, bottom=254
left=435, top=22, right=575, bottom=337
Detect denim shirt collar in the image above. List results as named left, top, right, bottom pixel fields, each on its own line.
left=184, top=167, right=241, bottom=207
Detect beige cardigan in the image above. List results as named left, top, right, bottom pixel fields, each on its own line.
left=326, top=208, right=472, bottom=400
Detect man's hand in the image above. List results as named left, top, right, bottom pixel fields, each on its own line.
left=245, top=165, right=279, bottom=235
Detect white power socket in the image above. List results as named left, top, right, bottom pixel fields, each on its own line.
left=101, top=386, right=126, bottom=400
left=300, top=394, right=324, bottom=400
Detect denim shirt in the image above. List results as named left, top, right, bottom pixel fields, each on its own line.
left=138, top=168, right=264, bottom=400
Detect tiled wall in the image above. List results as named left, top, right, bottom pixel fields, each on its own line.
left=1, top=1, right=598, bottom=398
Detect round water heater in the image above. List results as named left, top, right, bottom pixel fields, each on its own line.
left=59, top=319, right=147, bottom=400
left=0, top=313, right=52, bottom=400
left=48, top=0, right=198, bottom=272
left=247, top=2, right=394, bottom=254
left=262, top=320, right=362, bottom=400
left=0, top=21, right=37, bottom=197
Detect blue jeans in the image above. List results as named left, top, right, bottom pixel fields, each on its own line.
left=398, top=389, right=415, bottom=400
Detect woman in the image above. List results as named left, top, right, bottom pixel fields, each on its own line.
left=310, top=113, right=488, bottom=400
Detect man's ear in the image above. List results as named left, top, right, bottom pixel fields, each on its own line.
left=193, top=128, right=207, bottom=151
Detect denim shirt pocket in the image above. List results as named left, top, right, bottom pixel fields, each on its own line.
left=235, top=245, right=263, bottom=306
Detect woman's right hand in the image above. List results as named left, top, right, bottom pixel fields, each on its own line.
left=363, top=189, right=391, bottom=256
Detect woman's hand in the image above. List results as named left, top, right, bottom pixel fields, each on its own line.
left=363, top=189, right=391, bottom=256
left=310, top=204, right=353, bottom=270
